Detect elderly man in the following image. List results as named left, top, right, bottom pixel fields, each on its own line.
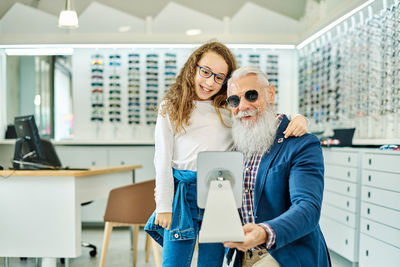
left=224, top=66, right=331, bottom=267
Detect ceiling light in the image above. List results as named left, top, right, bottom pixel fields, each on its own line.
left=186, top=29, right=202, bottom=36
left=58, top=0, right=79, bottom=29
left=118, top=26, right=131, bottom=32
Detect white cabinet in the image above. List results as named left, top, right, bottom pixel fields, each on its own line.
left=359, top=151, right=400, bottom=267
left=321, top=148, right=361, bottom=263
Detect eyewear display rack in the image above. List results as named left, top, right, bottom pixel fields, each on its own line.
left=298, top=1, right=400, bottom=140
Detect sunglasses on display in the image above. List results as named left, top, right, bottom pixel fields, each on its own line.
left=91, top=68, right=104, bottom=73
left=91, top=117, right=104, bottom=121
left=129, top=90, right=140, bottom=95
left=110, top=118, right=121, bottom=122
left=91, top=88, right=103, bottom=93
left=91, top=103, right=104, bottom=107
left=109, top=90, right=121, bottom=94
left=227, top=90, right=259, bottom=108
left=197, top=65, right=227, bottom=85
left=109, top=62, right=121, bottom=66
left=128, top=102, right=140, bottom=107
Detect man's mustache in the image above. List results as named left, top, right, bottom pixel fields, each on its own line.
left=235, top=109, right=259, bottom=119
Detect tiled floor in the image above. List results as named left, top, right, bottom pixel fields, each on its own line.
left=0, top=227, right=354, bottom=267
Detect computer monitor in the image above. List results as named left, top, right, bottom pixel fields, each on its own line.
left=13, top=115, right=62, bottom=170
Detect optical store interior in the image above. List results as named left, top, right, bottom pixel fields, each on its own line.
left=0, top=0, right=400, bottom=266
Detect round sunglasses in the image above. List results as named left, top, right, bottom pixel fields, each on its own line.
left=227, top=90, right=259, bottom=108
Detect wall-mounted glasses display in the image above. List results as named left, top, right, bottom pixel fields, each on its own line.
left=90, top=54, right=105, bottom=123
left=298, top=1, right=400, bottom=139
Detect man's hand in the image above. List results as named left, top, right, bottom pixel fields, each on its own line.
left=224, top=223, right=268, bottom=252
left=155, top=212, right=172, bottom=230
left=283, top=115, right=308, bottom=138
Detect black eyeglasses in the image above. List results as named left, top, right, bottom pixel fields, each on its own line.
left=197, top=65, right=227, bottom=85
left=227, top=90, right=259, bottom=108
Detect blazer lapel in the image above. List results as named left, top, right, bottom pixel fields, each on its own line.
left=254, top=115, right=289, bottom=213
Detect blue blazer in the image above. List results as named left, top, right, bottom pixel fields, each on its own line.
left=227, top=115, right=331, bottom=267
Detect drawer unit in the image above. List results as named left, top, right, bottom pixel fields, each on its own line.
left=323, top=150, right=358, bottom=167
left=359, top=234, right=400, bottom=267
left=361, top=186, right=400, bottom=211
left=323, top=191, right=357, bottom=213
left=362, top=170, right=400, bottom=192
left=360, top=218, right=400, bottom=248
left=363, top=153, right=400, bottom=173
left=325, top=177, right=357, bottom=198
left=361, top=202, right=400, bottom=229
left=322, top=202, right=357, bottom=228
left=320, top=216, right=358, bottom=262
left=325, top=164, right=358, bottom=183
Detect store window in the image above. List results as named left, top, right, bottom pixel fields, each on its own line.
left=5, top=55, right=73, bottom=140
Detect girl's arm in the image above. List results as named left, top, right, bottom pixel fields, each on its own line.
left=154, top=106, right=175, bottom=229
left=283, top=114, right=309, bottom=138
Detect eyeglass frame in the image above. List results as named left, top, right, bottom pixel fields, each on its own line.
left=196, top=64, right=227, bottom=85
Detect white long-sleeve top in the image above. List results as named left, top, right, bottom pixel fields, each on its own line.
left=154, top=100, right=233, bottom=213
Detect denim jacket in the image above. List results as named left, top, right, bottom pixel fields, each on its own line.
left=144, top=169, right=197, bottom=246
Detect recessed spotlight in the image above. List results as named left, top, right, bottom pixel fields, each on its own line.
left=118, top=26, right=131, bottom=33
left=186, top=29, right=202, bottom=36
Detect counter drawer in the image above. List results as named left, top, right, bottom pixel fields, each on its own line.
left=325, top=165, right=358, bottom=183
left=325, top=177, right=357, bottom=198
left=361, top=186, right=400, bottom=211
left=361, top=202, right=400, bottom=229
left=362, top=170, right=400, bottom=192
left=320, top=216, right=358, bottom=262
left=363, top=153, right=400, bottom=173
left=359, top=234, right=400, bottom=267
left=360, top=218, right=400, bottom=248
left=323, top=150, right=358, bottom=167
left=324, top=191, right=357, bottom=213
left=321, top=202, right=357, bottom=228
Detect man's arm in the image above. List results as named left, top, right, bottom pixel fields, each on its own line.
left=265, top=135, right=324, bottom=250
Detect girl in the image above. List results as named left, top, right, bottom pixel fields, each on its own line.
left=145, top=42, right=308, bottom=267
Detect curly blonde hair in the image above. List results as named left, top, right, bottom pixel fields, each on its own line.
left=161, top=42, right=237, bottom=133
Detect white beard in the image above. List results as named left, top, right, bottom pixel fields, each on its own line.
left=232, top=107, right=278, bottom=159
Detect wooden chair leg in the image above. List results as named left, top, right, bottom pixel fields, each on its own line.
left=145, top=234, right=151, bottom=262
left=132, top=225, right=140, bottom=267
left=99, top=222, right=114, bottom=267
left=151, top=239, right=162, bottom=267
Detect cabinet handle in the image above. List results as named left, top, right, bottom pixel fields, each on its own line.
left=368, top=158, right=372, bottom=165
left=346, top=216, right=349, bottom=222
left=92, top=161, right=96, bottom=166
left=368, top=191, right=371, bottom=198
left=367, top=224, right=370, bottom=231
left=347, top=171, right=351, bottom=177
left=368, top=175, right=372, bottom=182
left=367, top=208, right=370, bottom=214
left=347, top=186, right=350, bottom=193
left=120, top=161, right=125, bottom=165
left=347, top=156, right=351, bottom=163
left=346, top=201, right=350, bottom=207
left=366, top=250, right=369, bottom=256
left=345, top=239, right=348, bottom=245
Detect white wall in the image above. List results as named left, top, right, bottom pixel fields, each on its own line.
left=71, top=46, right=297, bottom=141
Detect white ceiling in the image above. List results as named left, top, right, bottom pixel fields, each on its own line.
left=0, top=0, right=321, bottom=21
left=0, top=0, right=371, bottom=45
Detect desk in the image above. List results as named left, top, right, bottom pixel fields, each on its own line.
left=0, top=165, right=141, bottom=267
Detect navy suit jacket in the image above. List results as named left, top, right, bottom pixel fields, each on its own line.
left=227, top=115, right=331, bottom=267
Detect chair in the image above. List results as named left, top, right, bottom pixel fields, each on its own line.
left=99, top=179, right=161, bottom=267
